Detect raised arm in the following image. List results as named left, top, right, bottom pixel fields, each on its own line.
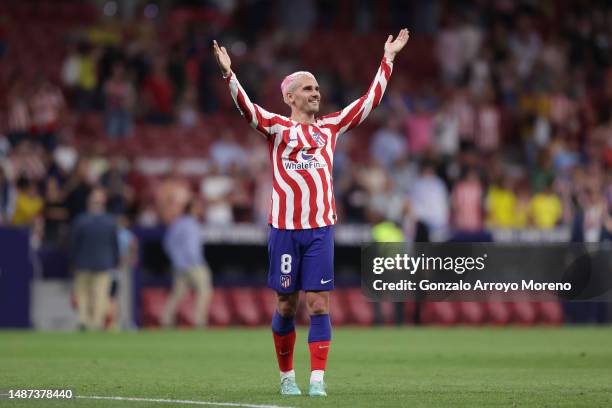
left=319, top=29, right=409, bottom=135
left=213, top=40, right=290, bottom=138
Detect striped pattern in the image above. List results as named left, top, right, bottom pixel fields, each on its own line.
left=226, top=57, right=393, bottom=229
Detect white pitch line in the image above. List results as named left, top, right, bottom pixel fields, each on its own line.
left=77, top=395, right=294, bottom=408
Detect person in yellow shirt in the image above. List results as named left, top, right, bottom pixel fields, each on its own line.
left=12, top=177, right=43, bottom=226
left=509, top=182, right=531, bottom=228
left=528, top=182, right=562, bottom=229
left=486, top=176, right=517, bottom=228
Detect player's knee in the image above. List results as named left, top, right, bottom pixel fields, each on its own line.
left=307, top=298, right=329, bottom=315
left=277, top=294, right=298, bottom=317
left=276, top=295, right=297, bottom=317
left=277, top=302, right=297, bottom=317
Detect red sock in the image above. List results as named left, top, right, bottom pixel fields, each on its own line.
left=308, top=340, right=331, bottom=371
left=272, top=331, right=296, bottom=372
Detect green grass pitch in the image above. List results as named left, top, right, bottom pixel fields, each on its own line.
left=1, top=327, right=612, bottom=407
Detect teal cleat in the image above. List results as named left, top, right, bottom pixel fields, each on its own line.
left=280, top=377, right=302, bottom=396
left=309, top=381, right=327, bottom=397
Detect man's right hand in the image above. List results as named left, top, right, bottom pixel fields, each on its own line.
left=213, top=40, right=232, bottom=77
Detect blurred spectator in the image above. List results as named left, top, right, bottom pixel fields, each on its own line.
left=5, top=141, right=47, bottom=182
left=209, top=130, right=247, bottom=173
left=6, top=80, right=31, bottom=147
left=0, top=133, right=9, bottom=157
left=529, top=181, right=562, bottom=229
left=100, top=156, right=130, bottom=215
left=201, top=166, right=234, bottom=224
left=142, top=58, right=174, bottom=124
left=70, top=188, right=118, bottom=331
left=339, top=165, right=369, bottom=223
left=177, top=86, right=200, bottom=128
left=11, top=176, right=43, bottom=227
left=572, top=187, right=609, bottom=243
left=253, top=163, right=273, bottom=224
left=74, top=43, right=100, bottom=111
left=29, top=80, right=64, bottom=151
left=451, top=168, right=483, bottom=232
left=485, top=176, right=516, bottom=229
left=42, top=177, right=69, bottom=245
left=61, top=43, right=81, bottom=90
left=436, top=15, right=464, bottom=83
left=229, top=164, right=255, bottom=223
left=156, top=164, right=191, bottom=226
left=531, top=149, right=555, bottom=193
left=391, top=155, right=419, bottom=195
left=513, top=183, right=531, bottom=228
left=433, top=100, right=460, bottom=158
left=370, top=117, right=406, bottom=169
left=103, top=63, right=134, bottom=139
left=161, top=198, right=212, bottom=329
left=409, top=161, right=449, bottom=237
left=474, top=88, right=500, bottom=152
left=107, top=215, right=138, bottom=330
left=509, top=14, right=542, bottom=78
left=369, top=176, right=405, bottom=224
left=63, top=159, right=93, bottom=220
left=404, top=100, right=434, bottom=155
left=0, top=167, right=16, bottom=224
left=359, top=160, right=388, bottom=196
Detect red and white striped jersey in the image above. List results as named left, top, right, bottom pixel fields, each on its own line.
left=225, top=57, right=393, bottom=229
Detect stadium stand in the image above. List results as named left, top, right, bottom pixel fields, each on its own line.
left=0, top=0, right=610, bottom=329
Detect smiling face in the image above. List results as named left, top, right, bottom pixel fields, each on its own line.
left=283, top=73, right=321, bottom=115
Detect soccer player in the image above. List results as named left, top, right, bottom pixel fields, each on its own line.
left=213, top=28, right=409, bottom=397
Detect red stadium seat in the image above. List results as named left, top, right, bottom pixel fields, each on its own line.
left=421, top=302, right=457, bottom=325
left=379, top=301, right=396, bottom=325
left=509, top=302, right=538, bottom=325
left=329, top=290, right=348, bottom=326
left=456, top=302, right=485, bottom=325
left=228, top=288, right=263, bottom=326
left=536, top=302, right=563, bottom=326
left=207, top=288, right=233, bottom=327
left=344, top=288, right=376, bottom=326
left=403, top=302, right=417, bottom=324
left=257, top=288, right=277, bottom=323
left=176, top=292, right=197, bottom=327
left=140, top=288, right=168, bottom=327
left=484, top=302, right=511, bottom=326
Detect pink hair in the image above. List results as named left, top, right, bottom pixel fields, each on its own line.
left=280, top=71, right=316, bottom=103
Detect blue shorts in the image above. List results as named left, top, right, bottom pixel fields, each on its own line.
left=268, top=225, right=334, bottom=293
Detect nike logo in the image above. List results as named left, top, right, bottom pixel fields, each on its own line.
left=318, top=345, right=329, bottom=349
left=320, top=279, right=332, bottom=284
left=279, top=351, right=290, bottom=356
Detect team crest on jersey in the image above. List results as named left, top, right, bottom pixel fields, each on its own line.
left=311, top=131, right=326, bottom=147
left=280, top=275, right=291, bottom=288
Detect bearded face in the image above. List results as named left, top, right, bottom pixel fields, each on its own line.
left=284, top=74, right=320, bottom=115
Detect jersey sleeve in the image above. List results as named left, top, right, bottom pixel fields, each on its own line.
left=226, top=72, right=291, bottom=138
left=318, top=57, right=393, bottom=136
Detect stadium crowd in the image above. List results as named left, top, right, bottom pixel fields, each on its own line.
left=1, top=0, right=611, bottom=248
